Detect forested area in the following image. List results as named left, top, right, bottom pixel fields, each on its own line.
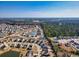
left=42, top=23, right=79, bottom=37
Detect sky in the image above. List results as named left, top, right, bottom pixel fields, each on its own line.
left=0, top=1, right=79, bottom=18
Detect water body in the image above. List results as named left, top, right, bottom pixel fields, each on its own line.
left=31, top=31, right=37, bottom=36
left=0, top=51, right=20, bottom=57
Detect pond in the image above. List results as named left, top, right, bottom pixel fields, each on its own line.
left=31, top=31, right=37, bottom=36
left=0, top=51, right=20, bottom=57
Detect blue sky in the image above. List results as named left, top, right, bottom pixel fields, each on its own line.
left=0, top=1, right=79, bottom=18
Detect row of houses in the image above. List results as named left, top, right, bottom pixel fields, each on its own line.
left=53, top=36, right=79, bottom=51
